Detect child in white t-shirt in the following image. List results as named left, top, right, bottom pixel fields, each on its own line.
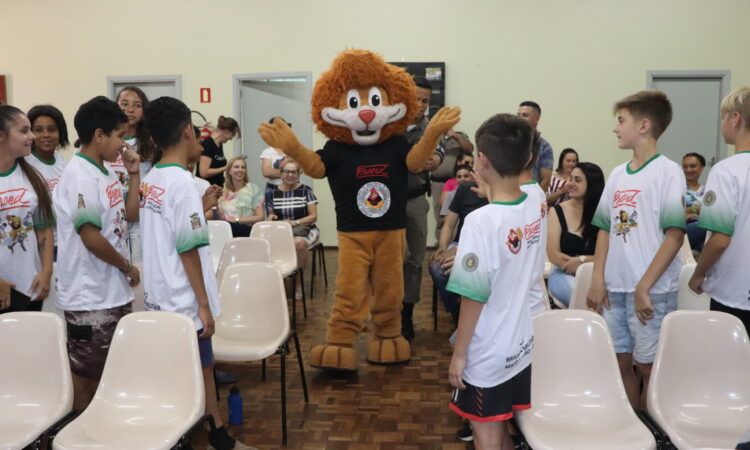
left=0, top=105, right=55, bottom=312
left=25, top=104, right=69, bottom=193
left=447, top=114, right=540, bottom=449
left=53, top=96, right=141, bottom=410
left=587, top=90, right=685, bottom=409
left=141, top=97, right=252, bottom=450
left=689, top=86, right=750, bottom=333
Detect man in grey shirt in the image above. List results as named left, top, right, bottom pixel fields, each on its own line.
left=402, top=81, right=444, bottom=340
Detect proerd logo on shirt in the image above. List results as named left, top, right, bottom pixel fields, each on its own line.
left=139, top=183, right=166, bottom=207
left=46, top=178, right=59, bottom=192
left=355, top=164, right=389, bottom=179
left=506, top=227, right=523, bottom=254
left=0, top=188, right=30, bottom=212
left=613, top=189, right=641, bottom=208
left=524, top=218, right=542, bottom=248
left=106, top=181, right=124, bottom=208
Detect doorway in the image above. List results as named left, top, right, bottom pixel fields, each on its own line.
left=107, top=75, right=182, bottom=101
left=647, top=71, right=730, bottom=182
left=233, top=72, right=313, bottom=188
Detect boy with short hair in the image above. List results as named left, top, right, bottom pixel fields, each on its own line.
left=447, top=114, right=540, bottom=449
left=689, top=86, right=750, bottom=333
left=140, top=97, right=252, bottom=450
left=53, top=96, right=141, bottom=410
left=587, top=90, right=686, bottom=409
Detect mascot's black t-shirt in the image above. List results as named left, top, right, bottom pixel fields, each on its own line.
left=317, top=135, right=410, bottom=232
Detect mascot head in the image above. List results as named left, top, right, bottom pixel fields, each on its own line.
left=312, top=49, right=419, bottom=146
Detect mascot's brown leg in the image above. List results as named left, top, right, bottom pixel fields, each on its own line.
left=367, top=229, right=411, bottom=365
left=310, top=231, right=373, bottom=371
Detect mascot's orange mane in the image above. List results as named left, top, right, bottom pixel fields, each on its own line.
left=311, top=49, right=420, bottom=145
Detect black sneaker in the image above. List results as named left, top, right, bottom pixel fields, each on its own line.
left=456, top=421, right=473, bottom=442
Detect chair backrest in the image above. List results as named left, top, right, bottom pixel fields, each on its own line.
left=677, top=263, right=710, bottom=310
left=214, top=262, right=290, bottom=345
left=215, top=237, right=272, bottom=283
left=131, top=262, right=145, bottom=312
left=208, top=220, right=234, bottom=272
left=568, top=261, right=594, bottom=310
left=648, top=311, right=750, bottom=447
left=679, top=233, right=696, bottom=265
left=527, top=310, right=634, bottom=425
left=250, top=221, right=298, bottom=270
left=534, top=278, right=551, bottom=315
left=0, top=312, right=73, bottom=417
left=89, top=312, right=205, bottom=422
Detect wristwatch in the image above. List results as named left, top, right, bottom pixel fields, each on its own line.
left=579, top=255, right=587, bottom=263
left=295, top=220, right=301, bottom=226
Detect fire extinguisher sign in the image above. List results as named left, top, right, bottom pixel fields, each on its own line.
left=200, top=88, right=211, bottom=103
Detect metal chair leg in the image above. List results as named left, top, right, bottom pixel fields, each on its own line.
left=292, top=330, right=309, bottom=403
left=261, top=358, right=266, bottom=381
left=213, top=367, right=220, bottom=401
left=299, top=269, right=307, bottom=318
left=280, top=346, right=288, bottom=446
left=432, top=283, right=438, bottom=331
left=320, top=245, right=328, bottom=286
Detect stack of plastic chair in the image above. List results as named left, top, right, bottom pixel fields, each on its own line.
left=215, top=237, right=272, bottom=283
left=568, top=261, right=595, bottom=310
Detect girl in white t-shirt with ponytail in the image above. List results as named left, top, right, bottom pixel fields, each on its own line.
left=0, top=105, right=55, bottom=312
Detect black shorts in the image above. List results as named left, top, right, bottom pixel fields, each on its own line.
left=710, top=299, right=750, bottom=334
left=450, top=364, right=532, bottom=422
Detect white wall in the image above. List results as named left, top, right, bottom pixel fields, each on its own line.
left=2, top=0, right=749, bottom=245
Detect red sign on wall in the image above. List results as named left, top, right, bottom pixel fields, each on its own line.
left=0, top=76, right=7, bottom=105
left=200, top=88, right=211, bottom=103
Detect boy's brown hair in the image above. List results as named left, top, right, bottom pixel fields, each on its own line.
left=613, top=90, right=673, bottom=139
left=475, top=113, right=532, bottom=177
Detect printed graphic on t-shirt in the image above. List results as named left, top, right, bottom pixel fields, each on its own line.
left=0, top=211, right=33, bottom=253
left=45, top=178, right=59, bottom=191
left=106, top=181, right=124, bottom=208
left=357, top=181, right=390, bottom=218
left=139, top=182, right=165, bottom=215
left=112, top=208, right=128, bottom=249
left=0, top=188, right=31, bottom=212
left=506, top=228, right=523, bottom=254
left=505, top=336, right=534, bottom=370
left=612, top=189, right=640, bottom=242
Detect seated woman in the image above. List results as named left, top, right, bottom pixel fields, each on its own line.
left=547, top=162, right=604, bottom=306
left=266, top=160, right=319, bottom=297
left=546, top=147, right=578, bottom=206
left=683, top=152, right=707, bottom=252
left=216, top=156, right=264, bottom=237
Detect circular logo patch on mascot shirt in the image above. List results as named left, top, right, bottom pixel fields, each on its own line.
left=357, top=182, right=391, bottom=218
left=462, top=252, right=479, bottom=272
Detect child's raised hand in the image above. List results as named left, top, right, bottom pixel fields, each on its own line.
left=121, top=147, right=141, bottom=175
left=449, top=353, right=467, bottom=390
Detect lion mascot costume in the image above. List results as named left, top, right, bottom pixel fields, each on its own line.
left=259, top=49, right=460, bottom=371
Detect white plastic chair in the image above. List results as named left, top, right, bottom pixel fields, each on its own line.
left=515, top=310, right=656, bottom=449
left=212, top=262, right=309, bottom=446
left=543, top=256, right=552, bottom=279
left=54, top=312, right=210, bottom=449
left=42, top=263, right=65, bottom=319
left=0, top=312, right=74, bottom=450
left=677, top=263, right=710, bottom=311
left=535, top=277, right=551, bottom=315
left=250, top=221, right=307, bottom=326
left=215, top=237, right=272, bottom=283
left=648, top=311, right=750, bottom=449
left=568, top=261, right=595, bottom=310
left=208, top=220, right=233, bottom=273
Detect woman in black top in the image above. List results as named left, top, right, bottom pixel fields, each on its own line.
left=547, top=162, right=604, bottom=306
left=198, top=115, right=240, bottom=186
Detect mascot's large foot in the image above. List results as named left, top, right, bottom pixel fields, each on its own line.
left=367, top=336, right=411, bottom=365
left=309, top=344, right=358, bottom=371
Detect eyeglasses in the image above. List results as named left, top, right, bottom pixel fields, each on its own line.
left=281, top=170, right=300, bottom=175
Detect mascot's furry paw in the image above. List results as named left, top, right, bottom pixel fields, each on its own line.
left=366, top=336, right=411, bottom=365
left=309, top=344, right=359, bottom=372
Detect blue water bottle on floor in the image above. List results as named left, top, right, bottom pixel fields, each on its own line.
left=228, top=385, right=244, bottom=425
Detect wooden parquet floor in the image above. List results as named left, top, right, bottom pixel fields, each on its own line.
left=198, top=248, right=470, bottom=450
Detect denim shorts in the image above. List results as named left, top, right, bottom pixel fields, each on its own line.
left=603, top=290, right=677, bottom=364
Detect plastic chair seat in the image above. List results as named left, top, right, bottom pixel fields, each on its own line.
left=1, top=312, right=72, bottom=450
left=54, top=312, right=206, bottom=450
left=516, top=412, right=656, bottom=449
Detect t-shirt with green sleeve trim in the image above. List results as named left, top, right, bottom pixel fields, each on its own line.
left=699, top=152, right=750, bottom=310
